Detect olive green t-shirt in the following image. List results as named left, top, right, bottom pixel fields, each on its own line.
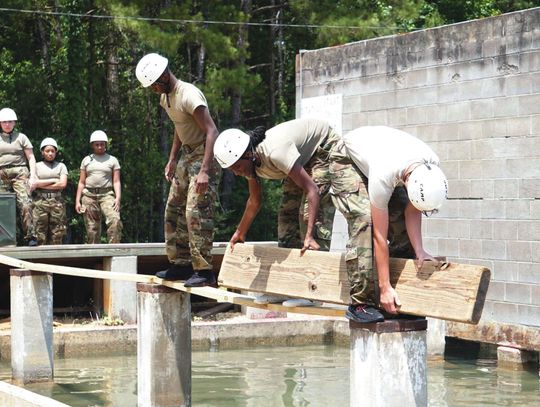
left=80, top=153, right=120, bottom=188
left=36, top=161, right=68, bottom=181
left=0, top=132, right=32, bottom=167
left=254, top=118, right=332, bottom=180
left=160, top=81, right=208, bottom=149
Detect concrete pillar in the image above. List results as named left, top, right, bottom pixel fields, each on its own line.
left=137, top=283, right=191, bottom=407
left=350, top=318, right=428, bottom=407
left=103, top=256, right=137, bottom=323
left=10, top=269, right=53, bottom=384
left=426, top=317, right=446, bottom=356
left=497, top=345, right=539, bottom=371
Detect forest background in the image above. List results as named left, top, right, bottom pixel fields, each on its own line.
left=0, top=0, right=537, bottom=244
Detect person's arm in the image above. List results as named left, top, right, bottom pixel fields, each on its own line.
left=229, top=178, right=263, bottom=250
left=192, top=105, right=219, bottom=194
left=165, top=130, right=181, bottom=182
left=287, top=162, right=321, bottom=254
left=24, top=148, right=37, bottom=191
left=404, top=201, right=436, bottom=268
left=35, top=175, right=67, bottom=190
left=371, top=204, right=401, bottom=314
left=75, top=170, right=86, bottom=214
left=112, top=169, right=121, bottom=212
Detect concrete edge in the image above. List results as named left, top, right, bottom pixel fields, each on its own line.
left=0, top=317, right=351, bottom=361
left=0, top=380, right=70, bottom=407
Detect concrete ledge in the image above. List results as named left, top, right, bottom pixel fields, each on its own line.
left=0, top=380, right=69, bottom=407
left=0, top=316, right=350, bottom=361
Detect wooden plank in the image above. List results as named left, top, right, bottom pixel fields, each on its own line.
left=0, top=253, right=342, bottom=317
left=218, top=243, right=491, bottom=324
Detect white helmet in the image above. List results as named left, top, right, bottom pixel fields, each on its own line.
left=90, top=130, right=108, bottom=143
left=0, top=108, right=17, bottom=122
left=40, top=137, right=58, bottom=150
left=214, top=129, right=251, bottom=168
left=407, top=163, right=448, bottom=212
left=136, top=53, right=169, bottom=87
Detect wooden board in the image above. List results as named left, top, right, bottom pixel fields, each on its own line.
left=0, top=253, right=345, bottom=317
left=218, top=243, right=491, bottom=324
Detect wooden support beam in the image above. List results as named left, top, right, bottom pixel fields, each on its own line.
left=218, top=243, right=491, bottom=324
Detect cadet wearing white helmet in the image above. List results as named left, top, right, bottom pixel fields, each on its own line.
left=75, top=130, right=123, bottom=244
left=33, top=138, right=68, bottom=245
left=0, top=107, right=38, bottom=246
left=341, top=126, right=448, bottom=320
left=136, top=53, right=221, bottom=287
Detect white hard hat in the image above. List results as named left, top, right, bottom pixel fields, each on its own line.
left=0, top=108, right=17, bottom=122
left=214, top=129, right=251, bottom=168
left=40, top=137, right=58, bottom=150
left=407, top=163, right=448, bottom=212
left=136, top=53, right=169, bottom=87
left=90, top=130, right=108, bottom=143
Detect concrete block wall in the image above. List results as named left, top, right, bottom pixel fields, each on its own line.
left=296, top=8, right=540, bottom=328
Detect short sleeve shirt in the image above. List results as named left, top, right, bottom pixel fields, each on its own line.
left=0, top=132, right=32, bottom=167
left=343, top=126, right=440, bottom=209
left=254, top=119, right=332, bottom=180
left=160, top=81, right=208, bottom=148
left=80, top=153, right=120, bottom=188
left=36, top=161, right=68, bottom=181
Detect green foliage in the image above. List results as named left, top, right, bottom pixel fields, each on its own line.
left=0, top=0, right=536, bottom=244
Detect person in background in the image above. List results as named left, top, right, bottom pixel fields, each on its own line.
left=32, top=137, right=68, bottom=245
left=136, top=52, right=221, bottom=287
left=0, top=107, right=37, bottom=246
left=75, top=130, right=122, bottom=244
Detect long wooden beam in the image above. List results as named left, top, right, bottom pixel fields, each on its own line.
left=0, top=253, right=345, bottom=317
left=218, top=243, right=491, bottom=324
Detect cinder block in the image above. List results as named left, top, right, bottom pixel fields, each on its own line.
left=506, top=241, right=532, bottom=262
left=493, top=179, right=518, bottom=199
left=491, top=301, right=519, bottom=324
left=436, top=238, right=459, bottom=257
left=458, top=160, right=483, bottom=179
left=518, top=220, right=540, bottom=240
left=386, top=108, right=408, bottom=126
left=458, top=199, right=482, bottom=218
left=447, top=180, right=471, bottom=198
left=482, top=240, right=507, bottom=261
left=406, top=106, right=427, bottom=124
left=531, top=285, right=540, bottom=305
left=486, top=280, right=505, bottom=301
left=471, top=100, right=494, bottom=119
left=497, top=345, right=538, bottom=370
left=458, top=121, right=483, bottom=140
left=492, top=220, right=519, bottom=240
left=493, top=96, right=520, bottom=117
left=480, top=77, right=507, bottom=98
left=446, top=101, right=471, bottom=122
left=517, top=304, right=540, bottom=328
left=424, top=218, right=448, bottom=238
left=506, top=158, right=540, bottom=178
left=518, top=262, right=540, bottom=285
left=531, top=241, right=540, bottom=263
left=505, top=75, right=532, bottom=96
left=447, top=220, right=470, bottom=238
left=470, top=220, right=493, bottom=239
left=492, top=261, right=518, bottom=281
left=482, top=118, right=508, bottom=138
left=482, top=199, right=507, bottom=219
left=506, top=117, right=531, bottom=136
left=504, top=282, right=532, bottom=304
left=518, top=94, right=540, bottom=115
left=458, top=239, right=482, bottom=259
left=520, top=179, right=540, bottom=199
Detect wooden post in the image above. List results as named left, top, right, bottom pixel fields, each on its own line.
left=10, top=269, right=53, bottom=384
left=350, top=318, right=428, bottom=407
left=137, top=283, right=191, bottom=407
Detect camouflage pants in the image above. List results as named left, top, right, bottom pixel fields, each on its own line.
left=81, top=190, right=122, bottom=244
left=0, top=166, right=35, bottom=240
left=164, top=144, right=221, bottom=270
left=278, top=130, right=338, bottom=251
left=33, top=195, right=67, bottom=245
left=328, top=141, right=415, bottom=305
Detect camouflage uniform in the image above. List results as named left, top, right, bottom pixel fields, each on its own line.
left=277, top=130, right=338, bottom=251
left=164, top=143, right=221, bottom=270
left=328, top=140, right=415, bottom=305
left=0, top=166, right=35, bottom=240
left=81, top=188, right=122, bottom=244
left=33, top=191, right=66, bottom=245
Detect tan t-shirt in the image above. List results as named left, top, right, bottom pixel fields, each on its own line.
left=160, top=81, right=208, bottom=148
left=80, top=153, right=120, bottom=188
left=36, top=161, right=68, bottom=182
left=255, top=118, right=332, bottom=180
left=0, top=132, right=32, bottom=167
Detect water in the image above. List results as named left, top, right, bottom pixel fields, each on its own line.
left=1, top=345, right=539, bottom=406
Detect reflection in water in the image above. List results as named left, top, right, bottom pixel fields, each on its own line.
left=0, top=345, right=539, bottom=407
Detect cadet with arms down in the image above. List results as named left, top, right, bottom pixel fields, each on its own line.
left=136, top=53, right=221, bottom=287
left=0, top=107, right=38, bottom=246
left=33, top=137, right=68, bottom=245
left=75, top=130, right=122, bottom=244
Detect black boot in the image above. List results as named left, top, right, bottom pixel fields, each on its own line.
left=184, top=270, right=216, bottom=287
left=27, top=237, right=38, bottom=247
left=156, top=264, right=194, bottom=280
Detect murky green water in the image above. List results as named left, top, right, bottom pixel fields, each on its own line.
left=1, top=345, right=539, bottom=406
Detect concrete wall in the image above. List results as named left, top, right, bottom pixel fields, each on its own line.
left=296, top=8, right=540, bottom=330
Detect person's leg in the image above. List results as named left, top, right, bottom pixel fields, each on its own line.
left=183, top=147, right=221, bottom=287
left=99, top=192, right=122, bottom=243
left=81, top=193, right=101, bottom=244
left=32, top=198, right=49, bottom=245
left=10, top=168, right=36, bottom=244
left=278, top=177, right=303, bottom=249
left=49, top=197, right=67, bottom=245
left=388, top=186, right=416, bottom=259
